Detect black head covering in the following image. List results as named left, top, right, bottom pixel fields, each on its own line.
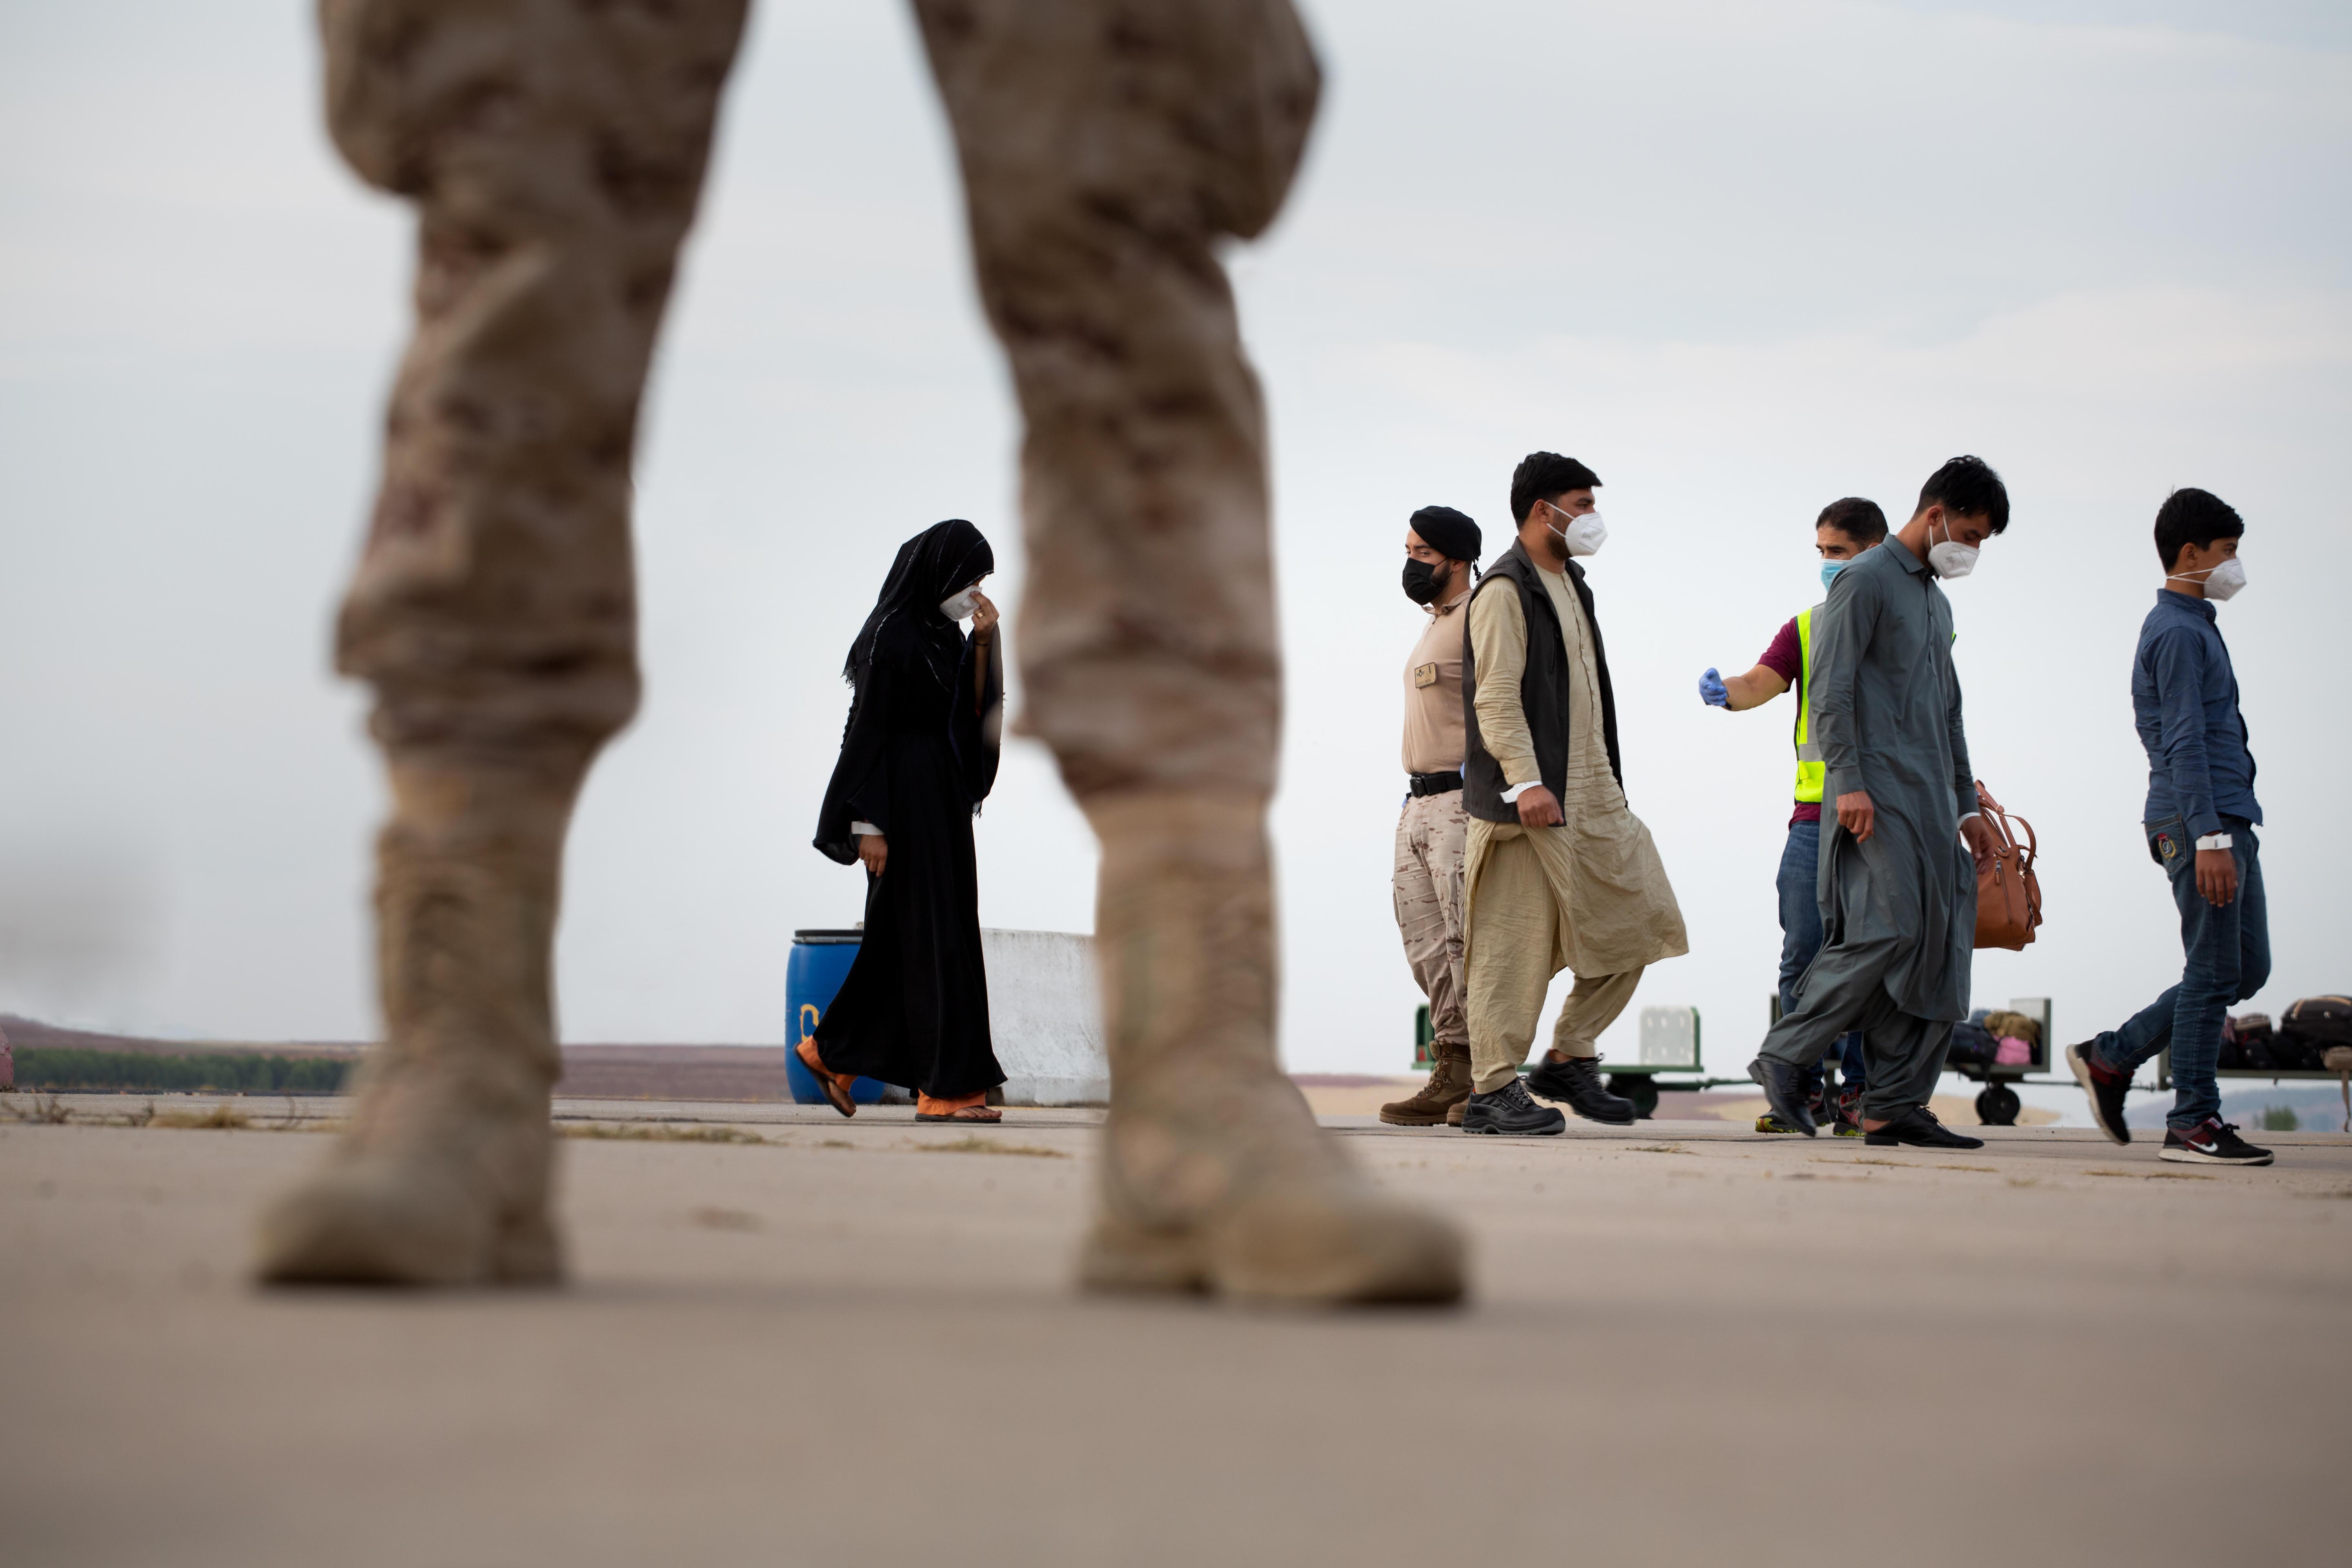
left=844, top=519, right=994, bottom=695
left=1408, top=505, right=1481, bottom=564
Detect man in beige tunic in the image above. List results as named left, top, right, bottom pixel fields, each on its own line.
left=1381, top=505, right=1482, bottom=1127
left=1458, top=452, right=1688, bottom=1135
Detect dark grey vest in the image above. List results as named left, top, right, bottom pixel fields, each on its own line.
left=1461, top=540, right=1624, bottom=824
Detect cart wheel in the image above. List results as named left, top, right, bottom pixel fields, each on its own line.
left=1975, top=1083, right=2020, bottom=1127
left=1608, top=1074, right=1660, bottom=1121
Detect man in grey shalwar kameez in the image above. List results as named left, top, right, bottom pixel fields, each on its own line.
left=1750, top=456, right=2011, bottom=1149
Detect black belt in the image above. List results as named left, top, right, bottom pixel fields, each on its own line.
left=1407, top=771, right=1462, bottom=797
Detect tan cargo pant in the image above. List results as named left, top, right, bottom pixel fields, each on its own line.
left=1393, top=791, right=1469, bottom=1050
left=1463, top=830, right=1644, bottom=1094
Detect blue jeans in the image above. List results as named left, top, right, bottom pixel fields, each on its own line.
left=1777, top=820, right=1865, bottom=1092
left=2091, top=816, right=2269, bottom=1130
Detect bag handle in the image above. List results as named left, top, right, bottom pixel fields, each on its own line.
left=1971, top=780, right=2020, bottom=856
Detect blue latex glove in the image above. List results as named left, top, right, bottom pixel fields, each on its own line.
left=1699, top=667, right=1729, bottom=707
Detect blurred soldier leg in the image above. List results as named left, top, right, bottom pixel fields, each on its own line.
left=1382, top=791, right=1472, bottom=1127
left=257, top=0, right=751, bottom=1283
left=911, top=0, right=1461, bottom=1303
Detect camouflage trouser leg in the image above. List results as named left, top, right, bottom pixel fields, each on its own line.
left=257, top=0, right=750, bottom=1285
left=910, top=0, right=1459, bottom=1301
left=1393, top=793, right=1469, bottom=1051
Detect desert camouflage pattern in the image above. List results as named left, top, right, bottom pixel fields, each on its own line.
left=1393, top=791, right=1469, bottom=1049
left=257, top=0, right=1462, bottom=1305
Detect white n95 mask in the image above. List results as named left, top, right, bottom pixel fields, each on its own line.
left=940, top=587, right=982, bottom=621
left=1926, top=517, right=1978, bottom=579
left=2171, top=558, right=2247, bottom=601
left=1550, top=508, right=1608, bottom=558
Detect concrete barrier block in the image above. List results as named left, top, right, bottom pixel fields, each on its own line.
left=982, top=928, right=1108, bottom=1106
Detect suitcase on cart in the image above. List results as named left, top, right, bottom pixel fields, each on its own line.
left=2277, top=996, right=2352, bottom=1071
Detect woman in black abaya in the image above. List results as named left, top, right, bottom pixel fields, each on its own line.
left=799, top=519, right=1007, bottom=1123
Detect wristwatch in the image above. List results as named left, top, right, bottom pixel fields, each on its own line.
left=2195, top=832, right=2233, bottom=851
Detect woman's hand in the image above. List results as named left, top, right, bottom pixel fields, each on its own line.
left=969, top=590, right=999, bottom=640
left=858, top=833, right=888, bottom=878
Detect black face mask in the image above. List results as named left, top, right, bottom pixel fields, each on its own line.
left=1402, top=558, right=1450, bottom=606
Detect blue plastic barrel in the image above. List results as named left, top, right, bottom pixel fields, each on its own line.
left=785, top=929, right=886, bottom=1105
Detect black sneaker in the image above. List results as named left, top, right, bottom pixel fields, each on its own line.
left=2065, top=1039, right=2131, bottom=1146
left=1832, top=1088, right=1864, bottom=1139
left=2160, top=1118, right=2273, bottom=1167
left=1525, top=1054, right=1637, bottom=1125
left=1746, top=1057, right=1817, bottom=1137
left=1862, top=1105, right=1985, bottom=1150
left=1462, top=1078, right=1568, bottom=1136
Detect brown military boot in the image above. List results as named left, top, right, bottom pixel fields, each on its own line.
left=255, top=755, right=581, bottom=1285
left=1077, top=796, right=1465, bottom=1305
left=1380, top=1045, right=1472, bottom=1126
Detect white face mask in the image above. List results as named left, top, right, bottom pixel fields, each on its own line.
left=1925, top=514, right=1979, bottom=580
left=2170, top=557, right=2246, bottom=601
left=939, top=586, right=982, bottom=621
left=1546, top=503, right=1607, bottom=558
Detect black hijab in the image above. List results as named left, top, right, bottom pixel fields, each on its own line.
left=812, top=519, right=1003, bottom=866
left=844, top=519, right=994, bottom=698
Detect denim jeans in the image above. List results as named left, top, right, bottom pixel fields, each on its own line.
left=2091, top=816, right=2269, bottom=1129
left=1777, top=820, right=1865, bottom=1091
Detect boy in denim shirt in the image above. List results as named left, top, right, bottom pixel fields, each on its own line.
left=2066, top=489, right=2273, bottom=1165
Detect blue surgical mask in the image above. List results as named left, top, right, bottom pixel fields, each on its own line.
left=1820, top=561, right=1848, bottom=592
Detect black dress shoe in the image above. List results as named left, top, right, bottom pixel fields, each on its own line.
left=1461, top=1079, right=1567, bottom=1136
left=1747, top=1057, right=1817, bottom=1137
left=1862, top=1105, right=1985, bottom=1149
left=1525, top=1054, right=1637, bottom=1125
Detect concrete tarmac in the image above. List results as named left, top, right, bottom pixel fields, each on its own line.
left=2, top=1096, right=2345, bottom=1566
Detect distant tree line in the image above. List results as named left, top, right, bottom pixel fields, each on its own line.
left=13, top=1049, right=356, bottom=1095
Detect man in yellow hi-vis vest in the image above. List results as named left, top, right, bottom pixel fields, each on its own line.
left=1698, top=498, right=1887, bottom=1136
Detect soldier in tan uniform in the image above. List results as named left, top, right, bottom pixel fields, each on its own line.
left=252, top=0, right=1463, bottom=1306
left=1458, top=453, right=1688, bottom=1135
left=1381, top=506, right=1482, bottom=1127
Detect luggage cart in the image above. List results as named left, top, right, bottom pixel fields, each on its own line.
left=1593, top=1005, right=1719, bottom=1120
left=1945, top=996, right=2053, bottom=1127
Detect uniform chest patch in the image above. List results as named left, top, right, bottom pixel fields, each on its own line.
left=1413, top=662, right=1439, bottom=688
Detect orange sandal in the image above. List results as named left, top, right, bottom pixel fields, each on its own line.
left=915, top=1091, right=1000, bottom=1123
left=795, top=1037, right=858, bottom=1118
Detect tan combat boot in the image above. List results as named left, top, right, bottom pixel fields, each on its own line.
left=254, top=755, right=580, bottom=1285
left=1078, top=795, right=1464, bottom=1305
left=1380, top=1045, right=1472, bottom=1127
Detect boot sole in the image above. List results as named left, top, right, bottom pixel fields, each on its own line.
left=255, top=1164, right=559, bottom=1287
left=1080, top=1206, right=1466, bottom=1305
left=1379, top=1106, right=1461, bottom=1127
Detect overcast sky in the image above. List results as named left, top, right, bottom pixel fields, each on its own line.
left=3, top=0, right=2347, bottom=1076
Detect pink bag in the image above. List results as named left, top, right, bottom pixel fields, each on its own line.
left=1994, top=1036, right=2031, bottom=1066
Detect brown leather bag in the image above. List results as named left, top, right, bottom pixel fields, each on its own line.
left=1971, top=781, right=2042, bottom=950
